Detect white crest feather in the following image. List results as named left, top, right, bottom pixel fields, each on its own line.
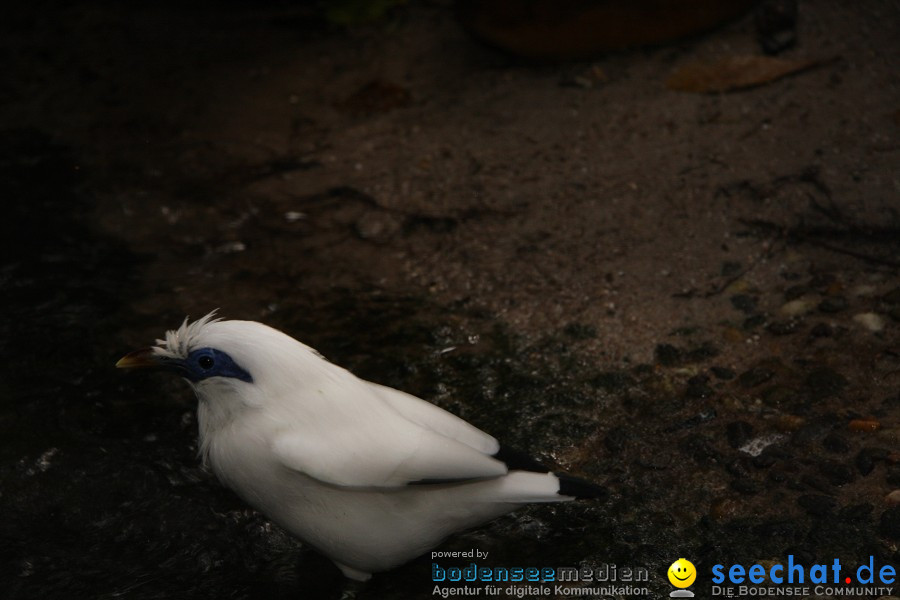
left=152, top=310, right=221, bottom=359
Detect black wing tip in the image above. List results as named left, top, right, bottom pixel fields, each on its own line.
left=557, top=473, right=606, bottom=500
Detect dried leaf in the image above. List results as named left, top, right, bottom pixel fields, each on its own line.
left=666, top=55, right=823, bottom=93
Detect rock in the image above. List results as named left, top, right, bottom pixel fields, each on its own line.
left=887, top=490, right=900, bottom=506
left=852, top=312, right=885, bottom=332
left=780, top=298, right=816, bottom=317
left=739, top=366, right=776, bottom=388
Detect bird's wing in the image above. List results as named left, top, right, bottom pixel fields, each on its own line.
left=270, top=380, right=507, bottom=489
left=368, top=382, right=500, bottom=455
left=272, top=425, right=508, bottom=488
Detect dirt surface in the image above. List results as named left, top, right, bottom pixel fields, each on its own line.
left=2, top=1, right=899, bottom=599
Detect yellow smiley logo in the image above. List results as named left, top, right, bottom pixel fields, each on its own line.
left=668, top=558, right=697, bottom=588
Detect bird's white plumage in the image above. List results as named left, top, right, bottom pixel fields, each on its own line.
left=145, top=313, right=581, bottom=581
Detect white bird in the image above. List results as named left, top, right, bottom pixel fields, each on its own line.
left=117, top=312, right=603, bottom=581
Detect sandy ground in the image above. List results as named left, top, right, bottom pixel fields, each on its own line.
left=2, top=1, right=899, bottom=598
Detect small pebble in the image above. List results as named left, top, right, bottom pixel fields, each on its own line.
left=887, top=490, right=900, bottom=506
left=739, top=365, right=775, bottom=388
left=780, top=298, right=816, bottom=317
left=852, top=312, right=885, bottom=332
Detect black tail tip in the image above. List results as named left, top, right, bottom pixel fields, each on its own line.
left=557, top=474, right=606, bottom=499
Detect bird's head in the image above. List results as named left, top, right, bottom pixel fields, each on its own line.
left=116, top=311, right=322, bottom=411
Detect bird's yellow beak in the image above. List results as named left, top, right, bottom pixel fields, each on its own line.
left=115, top=347, right=161, bottom=369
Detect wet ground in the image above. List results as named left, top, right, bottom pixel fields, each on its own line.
left=1, top=1, right=899, bottom=599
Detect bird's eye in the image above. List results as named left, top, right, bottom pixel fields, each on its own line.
left=198, top=355, right=215, bottom=370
